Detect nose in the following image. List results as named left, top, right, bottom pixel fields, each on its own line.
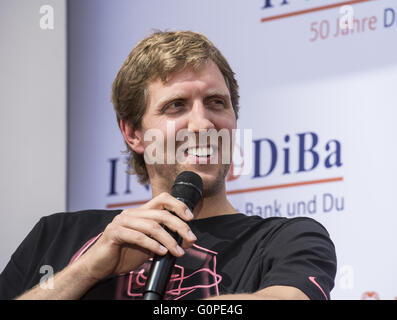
left=187, top=101, right=215, bottom=132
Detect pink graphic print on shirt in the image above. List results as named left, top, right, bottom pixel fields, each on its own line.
left=116, top=244, right=222, bottom=300
left=70, top=235, right=222, bottom=300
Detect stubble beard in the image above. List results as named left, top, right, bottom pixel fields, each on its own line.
left=151, top=161, right=231, bottom=198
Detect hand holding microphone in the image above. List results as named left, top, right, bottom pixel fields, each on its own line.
left=76, top=172, right=202, bottom=287
left=143, top=171, right=203, bottom=300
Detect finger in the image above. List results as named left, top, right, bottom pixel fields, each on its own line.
left=181, top=238, right=196, bottom=250
left=142, top=192, right=194, bottom=221
left=120, top=217, right=187, bottom=257
left=129, top=209, right=197, bottom=245
left=117, top=226, right=169, bottom=256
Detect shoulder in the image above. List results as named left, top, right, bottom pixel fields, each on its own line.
left=39, top=209, right=122, bottom=230
left=31, top=209, right=123, bottom=254
left=272, top=216, right=331, bottom=237
left=0, top=209, right=123, bottom=299
left=28, top=209, right=123, bottom=269
left=241, top=215, right=336, bottom=273
left=256, top=216, right=335, bottom=253
left=257, top=217, right=336, bottom=300
left=226, top=214, right=330, bottom=239
left=199, top=214, right=332, bottom=250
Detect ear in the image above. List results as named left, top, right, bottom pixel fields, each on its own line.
left=120, top=119, right=145, bottom=154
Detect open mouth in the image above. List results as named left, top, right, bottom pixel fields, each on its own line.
left=185, top=146, right=214, bottom=158
left=182, top=145, right=217, bottom=164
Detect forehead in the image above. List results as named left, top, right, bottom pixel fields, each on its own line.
left=146, top=60, right=230, bottom=104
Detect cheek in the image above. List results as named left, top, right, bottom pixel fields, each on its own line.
left=214, top=113, right=237, bottom=133
left=141, top=117, right=189, bottom=157
left=140, top=123, right=167, bottom=152
left=168, top=117, right=192, bottom=143
left=215, top=115, right=237, bottom=152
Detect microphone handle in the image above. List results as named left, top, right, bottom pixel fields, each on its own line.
left=142, top=225, right=182, bottom=300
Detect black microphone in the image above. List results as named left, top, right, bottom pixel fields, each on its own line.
left=143, top=171, right=203, bottom=300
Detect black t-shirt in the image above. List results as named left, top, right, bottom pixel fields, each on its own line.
left=0, top=210, right=336, bottom=300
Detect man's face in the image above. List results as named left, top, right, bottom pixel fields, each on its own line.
left=139, top=60, right=237, bottom=196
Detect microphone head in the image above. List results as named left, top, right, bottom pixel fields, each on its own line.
left=171, top=171, right=203, bottom=212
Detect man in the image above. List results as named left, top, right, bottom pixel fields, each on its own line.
left=0, top=31, right=336, bottom=300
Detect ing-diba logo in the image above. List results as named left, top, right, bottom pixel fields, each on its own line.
left=107, top=130, right=342, bottom=200
left=227, top=131, right=342, bottom=183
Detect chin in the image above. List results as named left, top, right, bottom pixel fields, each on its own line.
left=176, top=164, right=229, bottom=197
left=150, top=161, right=230, bottom=197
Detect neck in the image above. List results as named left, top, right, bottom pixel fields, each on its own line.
left=150, top=178, right=238, bottom=220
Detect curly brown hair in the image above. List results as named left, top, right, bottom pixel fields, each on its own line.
left=111, top=30, right=240, bottom=184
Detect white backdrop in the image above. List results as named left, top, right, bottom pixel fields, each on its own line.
left=0, top=0, right=66, bottom=271
left=67, top=0, right=397, bottom=299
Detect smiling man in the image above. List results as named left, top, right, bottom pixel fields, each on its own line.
left=123, top=59, right=237, bottom=213
left=0, top=31, right=336, bottom=300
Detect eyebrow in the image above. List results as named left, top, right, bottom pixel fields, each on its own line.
left=154, top=90, right=231, bottom=110
left=154, top=92, right=187, bottom=111
left=204, top=90, right=231, bottom=102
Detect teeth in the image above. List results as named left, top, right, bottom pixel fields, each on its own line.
left=187, top=146, right=213, bottom=157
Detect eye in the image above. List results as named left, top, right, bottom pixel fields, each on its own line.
left=207, top=98, right=226, bottom=109
left=163, top=100, right=186, bottom=113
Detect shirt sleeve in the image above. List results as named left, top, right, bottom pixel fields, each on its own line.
left=0, top=217, right=46, bottom=300
left=259, top=217, right=337, bottom=300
